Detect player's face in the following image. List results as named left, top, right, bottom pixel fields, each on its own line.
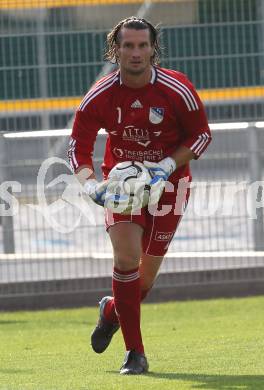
left=116, top=28, right=154, bottom=75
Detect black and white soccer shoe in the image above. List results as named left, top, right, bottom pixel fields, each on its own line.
left=120, top=350, right=149, bottom=375
left=91, top=296, right=120, bottom=353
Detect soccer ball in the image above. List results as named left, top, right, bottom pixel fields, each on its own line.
left=106, top=161, right=152, bottom=214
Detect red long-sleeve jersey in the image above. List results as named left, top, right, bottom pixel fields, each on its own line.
left=69, top=66, right=211, bottom=183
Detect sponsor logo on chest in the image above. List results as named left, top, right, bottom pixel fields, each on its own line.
left=123, top=125, right=149, bottom=142
left=112, top=147, right=163, bottom=161
left=122, top=125, right=151, bottom=147
left=120, top=125, right=162, bottom=147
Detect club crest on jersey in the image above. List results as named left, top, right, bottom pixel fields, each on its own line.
left=149, top=107, right=164, bottom=124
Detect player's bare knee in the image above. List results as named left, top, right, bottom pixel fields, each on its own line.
left=113, top=250, right=140, bottom=271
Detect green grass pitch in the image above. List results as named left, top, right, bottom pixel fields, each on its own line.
left=0, top=296, right=264, bottom=390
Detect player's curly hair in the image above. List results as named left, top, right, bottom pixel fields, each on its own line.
left=105, top=17, right=162, bottom=65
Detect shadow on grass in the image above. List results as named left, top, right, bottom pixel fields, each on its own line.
left=0, top=320, right=28, bottom=325
left=146, top=372, right=264, bottom=389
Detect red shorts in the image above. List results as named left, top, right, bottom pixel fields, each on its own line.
left=105, top=177, right=191, bottom=257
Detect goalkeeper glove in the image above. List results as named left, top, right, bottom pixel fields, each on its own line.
left=83, top=178, right=110, bottom=207
left=84, top=178, right=132, bottom=211
left=144, top=157, right=176, bottom=205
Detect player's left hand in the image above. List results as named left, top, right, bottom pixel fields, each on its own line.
left=144, top=157, right=176, bottom=205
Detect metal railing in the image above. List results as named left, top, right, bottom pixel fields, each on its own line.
left=0, top=123, right=263, bottom=309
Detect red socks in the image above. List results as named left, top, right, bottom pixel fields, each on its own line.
left=111, top=266, right=144, bottom=354
left=104, top=281, right=150, bottom=324
left=103, top=297, right=118, bottom=324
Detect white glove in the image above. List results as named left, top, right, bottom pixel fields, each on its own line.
left=144, top=157, right=176, bottom=205
left=84, top=178, right=131, bottom=210
left=83, top=178, right=110, bottom=207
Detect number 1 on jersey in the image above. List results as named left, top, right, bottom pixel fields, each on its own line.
left=116, top=107, right=121, bottom=124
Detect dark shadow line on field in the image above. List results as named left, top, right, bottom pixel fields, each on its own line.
left=0, top=320, right=29, bottom=325
left=145, top=373, right=264, bottom=389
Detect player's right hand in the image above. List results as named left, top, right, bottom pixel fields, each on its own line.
left=83, top=178, right=110, bottom=207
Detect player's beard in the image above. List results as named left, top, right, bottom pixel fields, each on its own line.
left=123, top=63, right=150, bottom=76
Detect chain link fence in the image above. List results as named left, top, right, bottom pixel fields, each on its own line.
left=0, top=0, right=264, bottom=308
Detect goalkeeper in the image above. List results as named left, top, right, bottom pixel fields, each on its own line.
left=68, top=17, right=211, bottom=375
